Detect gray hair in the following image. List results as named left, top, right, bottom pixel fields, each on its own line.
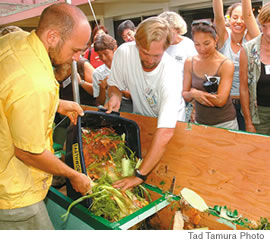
left=159, top=11, right=187, bottom=35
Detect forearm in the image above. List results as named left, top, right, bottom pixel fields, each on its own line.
left=240, top=87, right=252, bottom=126
left=81, top=81, right=94, bottom=96
left=108, top=86, right=123, bottom=99
left=242, top=0, right=253, bottom=18
left=96, top=87, right=106, bottom=106
left=207, top=92, right=230, bottom=107
left=139, top=128, right=175, bottom=175
left=239, top=47, right=253, bottom=126
left=122, top=90, right=131, bottom=99
left=213, top=0, right=227, bottom=48
left=213, top=0, right=225, bottom=22
left=15, top=147, right=78, bottom=179
left=242, top=0, right=260, bottom=38
left=182, top=88, right=198, bottom=102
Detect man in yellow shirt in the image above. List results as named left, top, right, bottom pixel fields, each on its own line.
left=0, top=3, right=91, bottom=229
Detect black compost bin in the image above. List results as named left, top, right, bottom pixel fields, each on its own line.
left=65, top=110, right=142, bottom=207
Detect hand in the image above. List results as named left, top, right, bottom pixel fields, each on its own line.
left=99, top=76, right=108, bottom=89
left=57, top=99, right=84, bottom=125
left=113, top=176, right=143, bottom=191
left=190, top=106, right=196, bottom=123
left=245, top=123, right=256, bottom=133
left=104, top=95, right=121, bottom=113
left=191, top=89, right=216, bottom=107
left=69, top=172, right=91, bottom=196
left=77, top=74, right=83, bottom=86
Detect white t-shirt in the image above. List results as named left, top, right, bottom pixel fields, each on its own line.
left=108, top=41, right=185, bottom=128
left=92, top=64, right=110, bottom=98
left=166, top=36, right=197, bottom=73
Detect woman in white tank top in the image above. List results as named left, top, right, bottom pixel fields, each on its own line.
left=213, top=0, right=260, bottom=131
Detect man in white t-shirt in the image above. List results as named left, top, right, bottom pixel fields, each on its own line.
left=105, top=17, right=185, bottom=190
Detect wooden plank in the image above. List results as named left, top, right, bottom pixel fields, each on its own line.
left=82, top=106, right=270, bottom=229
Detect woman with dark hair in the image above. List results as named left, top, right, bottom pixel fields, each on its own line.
left=213, top=0, right=260, bottom=131
left=83, top=25, right=108, bottom=68
left=182, top=20, right=238, bottom=130
left=240, top=3, right=270, bottom=135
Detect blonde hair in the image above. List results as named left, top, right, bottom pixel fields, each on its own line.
left=258, top=2, right=270, bottom=25
left=159, top=11, right=187, bottom=35
left=135, top=16, right=172, bottom=51
left=226, top=3, right=242, bottom=17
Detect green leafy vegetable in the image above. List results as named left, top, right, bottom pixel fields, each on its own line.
left=62, top=128, right=150, bottom=222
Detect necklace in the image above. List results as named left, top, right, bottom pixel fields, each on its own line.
left=231, top=37, right=242, bottom=47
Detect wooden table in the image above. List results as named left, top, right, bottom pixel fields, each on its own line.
left=82, top=106, right=270, bottom=229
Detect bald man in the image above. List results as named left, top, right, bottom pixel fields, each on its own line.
left=0, top=3, right=91, bottom=229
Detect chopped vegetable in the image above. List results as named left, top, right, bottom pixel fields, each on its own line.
left=180, top=188, right=208, bottom=212
left=173, top=211, right=184, bottom=230
left=62, top=127, right=150, bottom=222
left=160, top=180, right=166, bottom=185
left=254, top=217, right=270, bottom=230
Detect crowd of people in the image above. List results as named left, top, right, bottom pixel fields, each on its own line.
left=1, top=0, right=270, bottom=229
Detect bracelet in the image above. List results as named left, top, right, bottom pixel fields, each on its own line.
left=80, top=80, right=85, bottom=86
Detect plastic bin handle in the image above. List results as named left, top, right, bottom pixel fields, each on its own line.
left=97, top=106, right=120, bottom=116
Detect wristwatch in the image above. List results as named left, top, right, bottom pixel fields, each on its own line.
left=134, top=169, right=147, bottom=181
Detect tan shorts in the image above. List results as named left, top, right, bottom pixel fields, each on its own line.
left=0, top=200, right=54, bottom=230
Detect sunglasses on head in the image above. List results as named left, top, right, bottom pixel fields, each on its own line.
left=191, top=20, right=213, bottom=27
left=191, top=20, right=216, bottom=33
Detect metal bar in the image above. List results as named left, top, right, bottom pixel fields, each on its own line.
left=169, top=176, right=176, bottom=194
left=67, top=0, right=79, bottom=105
left=71, top=60, right=80, bottom=104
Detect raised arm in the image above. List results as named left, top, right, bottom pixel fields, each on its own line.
left=213, top=0, right=228, bottom=49
left=242, top=0, right=260, bottom=40
left=239, top=47, right=256, bottom=132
